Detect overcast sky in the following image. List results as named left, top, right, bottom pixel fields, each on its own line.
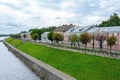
left=0, top=0, right=120, bottom=34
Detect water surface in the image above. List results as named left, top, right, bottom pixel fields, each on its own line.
left=0, top=37, right=41, bottom=80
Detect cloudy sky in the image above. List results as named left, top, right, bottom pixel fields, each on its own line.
left=0, top=0, right=120, bottom=34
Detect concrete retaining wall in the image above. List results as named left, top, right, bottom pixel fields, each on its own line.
left=3, top=41, right=76, bottom=80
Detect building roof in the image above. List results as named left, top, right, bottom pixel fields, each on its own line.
left=65, top=25, right=95, bottom=33
left=87, top=26, right=120, bottom=33
left=54, top=24, right=75, bottom=32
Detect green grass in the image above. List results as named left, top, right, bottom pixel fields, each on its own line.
left=6, top=38, right=120, bottom=80
left=5, top=38, right=23, bottom=47
left=5, top=38, right=14, bottom=42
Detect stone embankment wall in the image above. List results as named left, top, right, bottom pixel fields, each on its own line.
left=3, top=41, right=76, bottom=80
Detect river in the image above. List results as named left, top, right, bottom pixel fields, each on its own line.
left=0, top=37, right=41, bottom=80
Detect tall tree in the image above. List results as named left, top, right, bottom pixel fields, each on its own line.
left=55, top=33, right=64, bottom=43
left=10, top=34, right=21, bottom=38
left=30, top=26, right=57, bottom=40
left=30, top=29, right=44, bottom=40
left=98, top=13, right=120, bottom=27
left=91, top=34, right=95, bottom=50
left=48, top=32, right=56, bottom=43
left=110, top=13, right=120, bottom=26
left=106, top=34, right=116, bottom=52
left=80, top=32, right=91, bottom=49
left=31, top=33, right=39, bottom=40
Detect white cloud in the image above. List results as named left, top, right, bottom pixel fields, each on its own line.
left=99, top=0, right=120, bottom=13
left=80, top=15, right=102, bottom=26
left=60, top=1, right=75, bottom=10
left=0, top=0, right=120, bottom=34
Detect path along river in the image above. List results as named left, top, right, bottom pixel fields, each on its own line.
left=0, top=37, right=41, bottom=80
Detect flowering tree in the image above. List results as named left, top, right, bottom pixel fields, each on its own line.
left=106, top=34, right=116, bottom=52
left=80, top=32, right=91, bottom=49
left=95, top=34, right=106, bottom=51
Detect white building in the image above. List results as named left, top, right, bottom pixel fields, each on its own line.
left=41, top=32, right=51, bottom=43
left=65, top=25, right=96, bottom=37
left=20, top=31, right=31, bottom=40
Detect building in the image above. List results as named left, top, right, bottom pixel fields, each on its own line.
left=87, top=26, right=120, bottom=51
left=65, top=25, right=120, bottom=51
left=40, top=24, right=120, bottom=51
left=65, top=25, right=96, bottom=36
left=41, top=32, right=51, bottom=43
left=54, top=24, right=76, bottom=42
left=54, top=24, right=75, bottom=32
left=20, top=31, right=31, bottom=40
left=53, top=24, right=95, bottom=43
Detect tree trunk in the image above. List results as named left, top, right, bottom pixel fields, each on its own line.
left=85, top=43, right=87, bottom=51
left=57, top=41, right=59, bottom=44
left=100, top=40, right=102, bottom=51
left=52, top=40, right=53, bottom=45
left=71, top=42, right=72, bottom=47
left=74, top=43, right=75, bottom=48
left=78, top=42, right=80, bottom=48
left=110, top=46, right=112, bottom=52
left=93, top=39, right=94, bottom=50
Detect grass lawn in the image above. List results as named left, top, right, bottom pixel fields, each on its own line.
left=5, top=38, right=23, bottom=47
left=5, top=38, right=120, bottom=80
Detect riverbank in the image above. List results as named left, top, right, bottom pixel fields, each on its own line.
left=5, top=38, right=120, bottom=80
left=4, top=39, right=76, bottom=80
